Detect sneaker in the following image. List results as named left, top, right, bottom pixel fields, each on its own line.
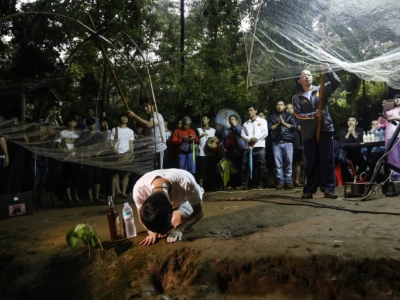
left=284, top=183, right=295, bottom=189
left=94, top=198, right=107, bottom=205
left=276, top=183, right=284, bottom=190
left=301, top=193, right=313, bottom=199
left=294, top=183, right=302, bottom=187
left=324, top=191, right=338, bottom=199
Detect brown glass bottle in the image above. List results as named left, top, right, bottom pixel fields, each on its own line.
left=107, top=196, right=122, bottom=240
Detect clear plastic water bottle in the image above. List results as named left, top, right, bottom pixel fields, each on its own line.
left=374, top=130, right=379, bottom=142
left=122, top=202, right=137, bottom=238
left=368, top=132, right=373, bottom=142
left=363, top=132, right=367, bottom=143
left=379, top=128, right=385, bottom=141
left=380, top=129, right=385, bottom=141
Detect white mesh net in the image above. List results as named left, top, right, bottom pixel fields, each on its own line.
left=0, top=119, right=156, bottom=174
left=241, top=0, right=400, bottom=88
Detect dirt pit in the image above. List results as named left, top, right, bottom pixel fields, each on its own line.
left=1, top=186, right=400, bottom=300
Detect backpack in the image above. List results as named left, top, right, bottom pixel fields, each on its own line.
left=225, top=132, right=238, bottom=148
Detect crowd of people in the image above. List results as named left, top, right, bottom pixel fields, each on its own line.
left=1, top=64, right=400, bottom=213
left=1, top=64, right=400, bottom=247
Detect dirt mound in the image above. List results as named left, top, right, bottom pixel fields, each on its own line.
left=1, top=188, right=400, bottom=299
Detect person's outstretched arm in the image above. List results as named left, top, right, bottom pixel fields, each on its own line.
left=166, top=202, right=204, bottom=243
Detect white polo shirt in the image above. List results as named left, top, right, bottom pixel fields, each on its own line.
left=241, top=116, right=268, bottom=148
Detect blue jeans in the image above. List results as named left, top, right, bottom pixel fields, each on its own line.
left=272, top=142, right=293, bottom=184
left=178, top=152, right=196, bottom=174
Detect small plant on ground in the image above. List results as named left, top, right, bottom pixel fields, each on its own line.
left=66, top=223, right=103, bottom=260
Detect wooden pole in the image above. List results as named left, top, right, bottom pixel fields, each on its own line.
left=316, top=0, right=331, bottom=143
left=316, top=73, right=326, bottom=142
left=88, top=15, right=130, bottom=111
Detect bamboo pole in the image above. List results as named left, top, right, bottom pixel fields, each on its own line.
left=316, top=0, right=331, bottom=143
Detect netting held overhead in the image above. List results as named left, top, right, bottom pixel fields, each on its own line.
left=241, top=0, right=400, bottom=88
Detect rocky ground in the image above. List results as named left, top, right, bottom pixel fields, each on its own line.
left=0, top=184, right=400, bottom=299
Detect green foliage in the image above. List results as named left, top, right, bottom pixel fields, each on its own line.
left=0, top=0, right=392, bottom=127
left=66, top=223, right=103, bottom=260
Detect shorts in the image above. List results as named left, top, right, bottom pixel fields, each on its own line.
left=118, top=151, right=134, bottom=163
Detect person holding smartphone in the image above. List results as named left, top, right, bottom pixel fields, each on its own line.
left=171, top=116, right=199, bottom=175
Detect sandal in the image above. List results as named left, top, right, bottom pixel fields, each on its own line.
left=73, top=197, right=82, bottom=203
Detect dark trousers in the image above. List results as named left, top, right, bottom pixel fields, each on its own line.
left=197, top=155, right=218, bottom=190
left=346, top=148, right=368, bottom=175
left=85, top=165, right=103, bottom=189
left=62, top=162, right=81, bottom=189
left=303, top=132, right=335, bottom=194
left=226, top=148, right=244, bottom=188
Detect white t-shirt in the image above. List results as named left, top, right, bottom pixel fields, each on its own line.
left=146, top=112, right=167, bottom=153
left=133, top=169, right=203, bottom=210
left=57, top=129, right=80, bottom=157
left=110, top=127, right=135, bottom=154
left=197, top=127, right=216, bottom=156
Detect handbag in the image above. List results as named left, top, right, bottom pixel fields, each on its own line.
left=180, top=141, right=192, bottom=153
left=225, top=133, right=238, bottom=148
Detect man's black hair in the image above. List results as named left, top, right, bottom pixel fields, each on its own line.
left=65, top=115, right=75, bottom=124
left=228, top=114, right=237, bottom=121
left=140, top=192, right=173, bottom=234
left=246, top=104, right=258, bottom=111
left=346, top=114, right=358, bottom=121
left=119, top=112, right=129, bottom=119
left=139, top=98, right=154, bottom=106
left=86, top=117, right=96, bottom=126
left=201, top=113, right=213, bottom=119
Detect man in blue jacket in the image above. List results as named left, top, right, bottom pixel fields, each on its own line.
left=292, top=63, right=341, bottom=199
left=268, top=100, right=298, bottom=190
left=221, top=114, right=245, bottom=188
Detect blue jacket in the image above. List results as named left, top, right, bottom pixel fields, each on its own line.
left=267, top=112, right=297, bottom=142
left=292, top=70, right=341, bottom=141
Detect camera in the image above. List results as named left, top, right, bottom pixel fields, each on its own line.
left=382, top=99, right=395, bottom=112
